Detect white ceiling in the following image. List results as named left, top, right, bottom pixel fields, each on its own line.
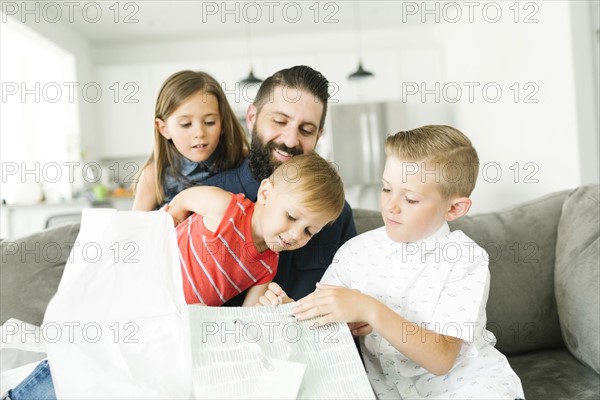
left=57, top=1, right=417, bottom=45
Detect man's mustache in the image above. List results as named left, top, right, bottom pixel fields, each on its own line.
left=267, top=141, right=303, bottom=157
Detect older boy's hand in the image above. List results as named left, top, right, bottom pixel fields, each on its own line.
left=257, top=282, right=293, bottom=306
left=292, top=283, right=374, bottom=327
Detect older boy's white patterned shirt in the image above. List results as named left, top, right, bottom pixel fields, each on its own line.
left=321, top=223, right=524, bottom=399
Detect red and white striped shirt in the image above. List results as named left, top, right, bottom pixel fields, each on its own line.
left=176, top=193, right=278, bottom=305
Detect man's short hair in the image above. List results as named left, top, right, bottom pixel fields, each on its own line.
left=253, top=65, right=330, bottom=130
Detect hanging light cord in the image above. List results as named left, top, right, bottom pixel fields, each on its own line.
left=354, top=2, right=362, bottom=64
left=348, top=2, right=374, bottom=80
left=245, top=23, right=254, bottom=71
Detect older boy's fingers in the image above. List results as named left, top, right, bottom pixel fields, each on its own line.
left=315, top=283, right=342, bottom=290
left=294, top=290, right=331, bottom=310
left=291, top=298, right=309, bottom=314
left=309, top=315, right=335, bottom=329
left=296, top=288, right=326, bottom=305
left=293, top=303, right=329, bottom=322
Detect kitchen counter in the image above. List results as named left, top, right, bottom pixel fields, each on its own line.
left=0, top=197, right=134, bottom=239
left=1, top=198, right=91, bottom=210
left=1, top=200, right=90, bottom=239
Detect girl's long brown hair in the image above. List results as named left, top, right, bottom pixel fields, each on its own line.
left=135, top=70, right=249, bottom=205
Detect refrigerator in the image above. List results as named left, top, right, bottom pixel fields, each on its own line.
left=329, top=102, right=391, bottom=187
left=326, top=102, right=399, bottom=211
left=326, top=101, right=454, bottom=210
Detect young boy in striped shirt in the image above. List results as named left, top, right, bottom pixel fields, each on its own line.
left=165, top=152, right=345, bottom=307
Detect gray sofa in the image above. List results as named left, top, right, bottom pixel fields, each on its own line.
left=354, top=185, right=600, bottom=399
left=2, top=185, right=599, bottom=398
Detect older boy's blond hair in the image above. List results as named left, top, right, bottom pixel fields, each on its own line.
left=270, top=153, right=345, bottom=223
left=384, top=125, right=479, bottom=198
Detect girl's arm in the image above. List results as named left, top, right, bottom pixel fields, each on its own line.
left=243, top=283, right=271, bottom=306
left=292, top=284, right=463, bottom=376
left=132, top=164, right=158, bottom=211
left=167, top=186, right=231, bottom=229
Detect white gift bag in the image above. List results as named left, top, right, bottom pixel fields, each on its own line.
left=43, top=209, right=192, bottom=399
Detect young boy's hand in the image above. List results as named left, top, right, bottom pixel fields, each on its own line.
left=163, top=203, right=190, bottom=227
left=292, top=283, right=375, bottom=327
left=257, top=282, right=293, bottom=306
left=347, top=322, right=373, bottom=336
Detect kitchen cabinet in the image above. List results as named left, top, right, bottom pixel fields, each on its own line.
left=95, top=64, right=154, bottom=159
left=95, top=61, right=239, bottom=160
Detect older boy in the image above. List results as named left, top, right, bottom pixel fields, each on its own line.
left=263, top=125, right=525, bottom=399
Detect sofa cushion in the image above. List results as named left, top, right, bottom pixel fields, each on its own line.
left=508, top=348, right=600, bottom=399
left=352, top=208, right=384, bottom=235
left=0, top=223, right=80, bottom=326
left=555, top=185, right=600, bottom=374
left=449, top=190, right=569, bottom=355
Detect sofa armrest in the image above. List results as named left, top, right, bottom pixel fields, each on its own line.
left=555, top=184, right=600, bottom=374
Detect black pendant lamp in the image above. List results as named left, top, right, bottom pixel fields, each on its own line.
left=240, top=69, right=263, bottom=85
left=348, top=61, right=375, bottom=80
left=348, top=2, right=375, bottom=80
left=239, top=24, right=262, bottom=85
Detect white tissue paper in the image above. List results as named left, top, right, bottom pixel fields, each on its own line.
left=43, top=209, right=192, bottom=399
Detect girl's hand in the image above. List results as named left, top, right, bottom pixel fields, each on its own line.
left=257, top=282, right=293, bottom=306
left=292, top=283, right=374, bottom=327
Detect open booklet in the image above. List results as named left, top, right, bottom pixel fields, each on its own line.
left=189, top=303, right=375, bottom=399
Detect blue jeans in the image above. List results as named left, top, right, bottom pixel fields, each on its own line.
left=3, top=360, right=56, bottom=400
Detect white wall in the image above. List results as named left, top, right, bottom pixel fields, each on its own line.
left=15, top=1, right=598, bottom=214
left=570, top=0, right=600, bottom=185
left=434, top=1, right=583, bottom=213
left=19, top=18, right=98, bottom=162
left=93, top=24, right=442, bottom=107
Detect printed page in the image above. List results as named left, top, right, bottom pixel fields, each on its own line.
left=188, top=303, right=375, bottom=399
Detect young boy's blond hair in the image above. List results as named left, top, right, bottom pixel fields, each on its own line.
left=384, top=125, right=479, bottom=199
left=270, top=153, right=345, bottom=223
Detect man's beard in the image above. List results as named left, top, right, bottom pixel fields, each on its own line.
left=248, top=125, right=303, bottom=181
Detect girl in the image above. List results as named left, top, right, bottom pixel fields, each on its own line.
left=133, top=70, right=249, bottom=211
